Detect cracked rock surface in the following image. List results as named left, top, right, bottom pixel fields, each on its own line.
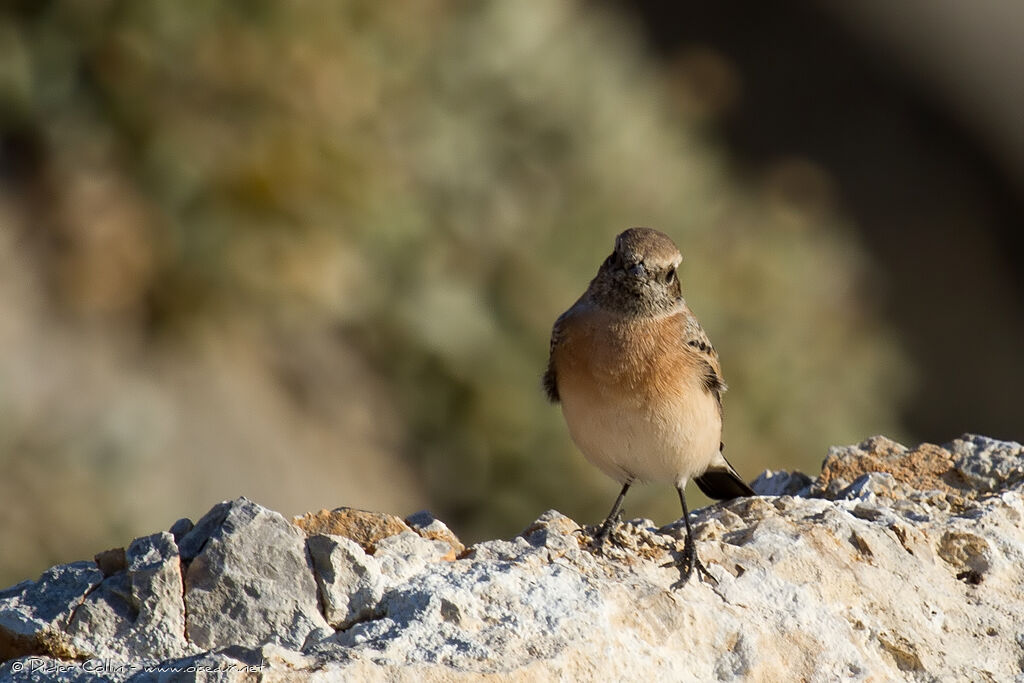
left=2, top=434, right=1024, bottom=681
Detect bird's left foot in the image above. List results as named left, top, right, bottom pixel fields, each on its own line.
left=577, top=512, right=624, bottom=553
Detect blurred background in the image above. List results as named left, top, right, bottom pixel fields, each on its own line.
left=1, top=0, right=1021, bottom=587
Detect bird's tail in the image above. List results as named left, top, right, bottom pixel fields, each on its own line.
left=694, top=450, right=755, bottom=500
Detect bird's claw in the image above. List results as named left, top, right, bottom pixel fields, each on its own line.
left=664, top=538, right=718, bottom=588
left=583, top=511, right=625, bottom=554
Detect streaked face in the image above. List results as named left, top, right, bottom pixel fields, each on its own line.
left=592, top=228, right=683, bottom=313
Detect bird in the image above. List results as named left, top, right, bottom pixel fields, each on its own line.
left=544, top=227, right=754, bottom=585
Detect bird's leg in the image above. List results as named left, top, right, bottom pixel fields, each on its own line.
left=590, top=481, right=631, bottom=549
left=670, top=486, right=716, bottom=587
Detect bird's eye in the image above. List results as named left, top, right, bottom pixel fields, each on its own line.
left=665, top=269, right=676, bottom=284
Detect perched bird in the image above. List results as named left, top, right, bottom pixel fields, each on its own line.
left=544, top=227, right=754, bottom=585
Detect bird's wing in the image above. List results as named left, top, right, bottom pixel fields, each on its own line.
left=543, top=308, right=573, bottom=403
left=675, top=304, right=754, bottom=499
left=676, top=304, right=726, bottom=402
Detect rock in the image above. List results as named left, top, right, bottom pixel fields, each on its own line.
left=65, top=532, right=190, bottom=661
left=750, top=469, right=813, bottom=497
left=293, top=507, right=411, bottom=552
left=951, top=434, right=1024, bottom=494
left=2, top=435, right=1024, bottom=681
left=373, top=532, right=457, bottom=585
left=122, top=533, right=189, bottom=660
left=0, top=562, right=102, bottom=661
left=176, top=502, right=231, bottom=560
left=404, top=510, right=465, bottom=560
left=811, top=436, right=963, bottom=500
left=167, top=519, right=193, bottom=543
left=92, top=549, right=127, bottom=578
left=519, top=509, right=583, bottom=554
left=837, top=471, right=900, bottom=501
left=306, top=535, right=384, bottom=629
left=182, top=498, right=328, bottom=651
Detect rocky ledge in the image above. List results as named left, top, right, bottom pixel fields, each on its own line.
left=2, top=434, right=1024, bottom=681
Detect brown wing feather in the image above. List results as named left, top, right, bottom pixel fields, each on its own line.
left=676, top=302, right=752, bottom=497
left=543, top=310, right=571, bottom=403
left=677, top=303, right=726, bottom=411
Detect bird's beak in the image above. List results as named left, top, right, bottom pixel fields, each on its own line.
left=627, top=262, right=647, bottom=279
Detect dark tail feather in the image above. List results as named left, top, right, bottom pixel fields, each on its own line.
left=694, top=461, right=755, bottom=500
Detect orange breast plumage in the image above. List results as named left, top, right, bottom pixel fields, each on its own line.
left=552, top=308, right=722, bottom=486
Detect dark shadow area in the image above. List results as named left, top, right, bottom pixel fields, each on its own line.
left=616, top=0, right=1024, bottom=443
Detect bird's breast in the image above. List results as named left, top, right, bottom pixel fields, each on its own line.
left=553, top=311, right=721, bottom=485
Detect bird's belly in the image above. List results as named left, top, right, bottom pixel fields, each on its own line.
left=559, top=381, right=721, bottom=486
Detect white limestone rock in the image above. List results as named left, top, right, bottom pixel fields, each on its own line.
left=373, top=532, right=455, bottom=586
left=750, top=469, right=813, bottom=497
left=307, top=534, right=385, bottom=629
left=951, top=434, right=1024, bottom=493
left=179, top=497, right=329, bottom=651
left=65, top=532, right=191, bottom=661
left=0, top=562, right=103, bottom=661
left=3, top=435, right=1024, bottom=682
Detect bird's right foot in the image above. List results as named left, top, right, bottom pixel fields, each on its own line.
left=665, top=535, right=717, bottom=588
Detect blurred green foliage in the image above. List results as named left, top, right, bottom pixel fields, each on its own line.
left=0, top=0, right=908, bottom=584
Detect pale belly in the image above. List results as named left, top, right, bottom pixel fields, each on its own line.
left=559, top=382, right=721, bottom=487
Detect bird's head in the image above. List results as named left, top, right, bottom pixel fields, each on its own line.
left=591, top=227, right=683, bottom=314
